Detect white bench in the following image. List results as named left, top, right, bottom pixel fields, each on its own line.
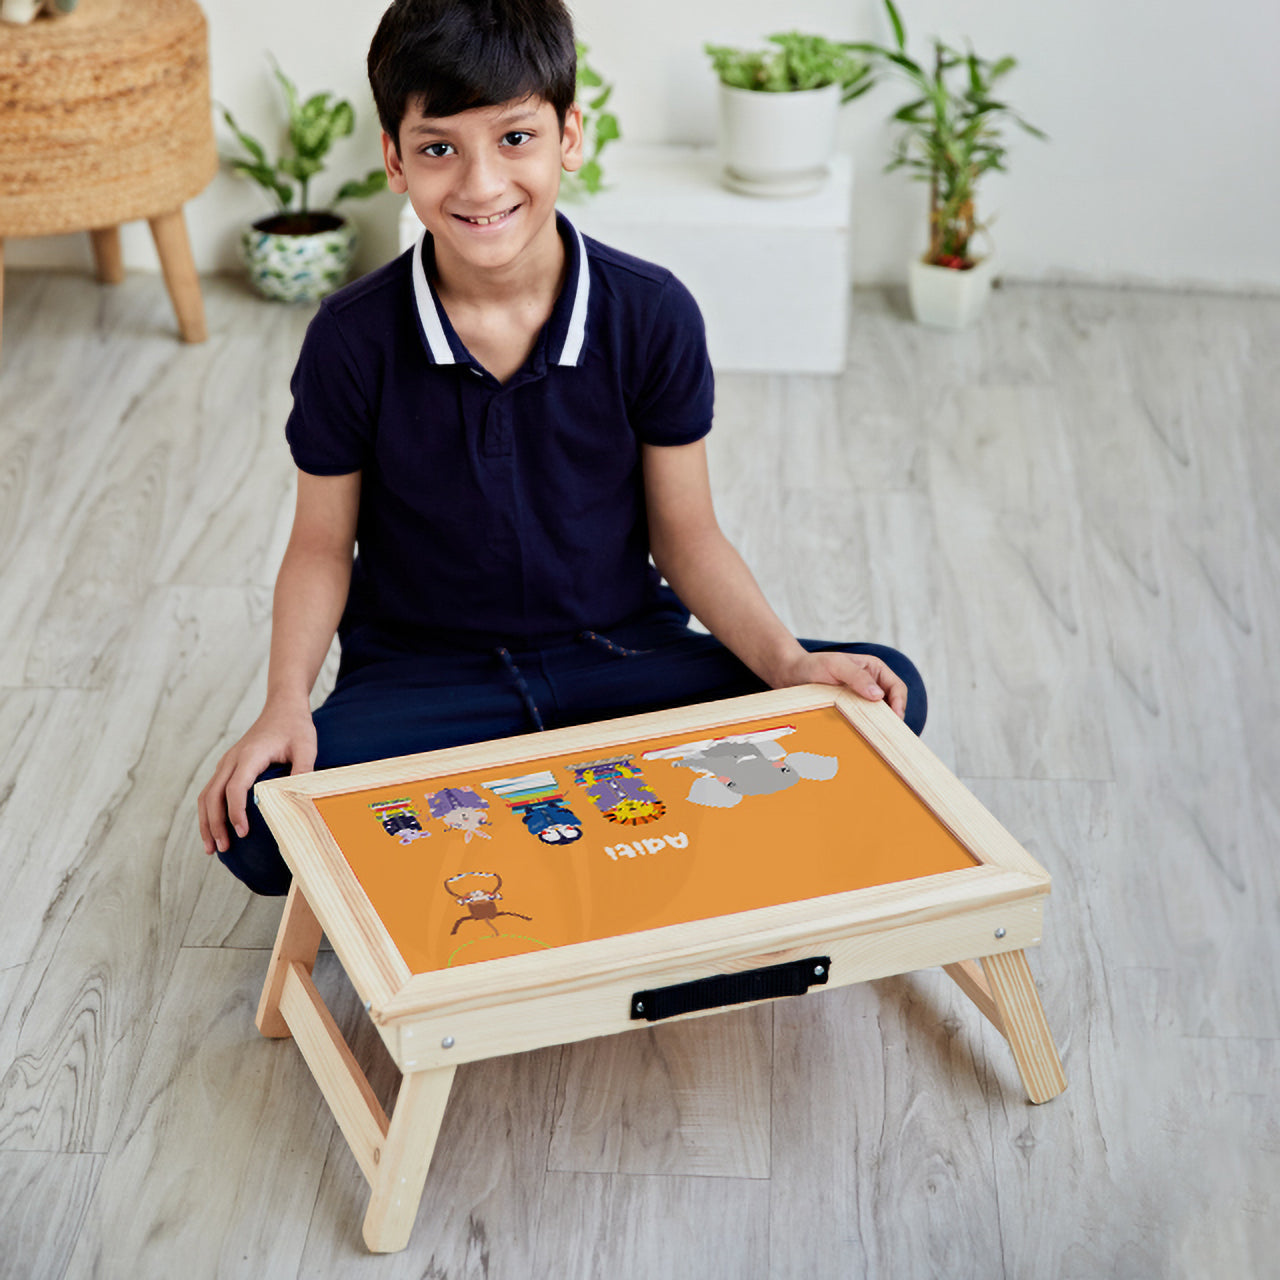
left=398, top=145, right=853, bottom=375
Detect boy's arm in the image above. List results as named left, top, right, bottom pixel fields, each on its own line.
left=198, top=469, right=361, bottom=855
left=642, top=440, right=907, bottom=717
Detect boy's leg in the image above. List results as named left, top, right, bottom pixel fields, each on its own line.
left=543, top=623, right=928, bottom=737
left=214, top=626, right=927, bottom=894
left=216, top=650, right=545, bottom=895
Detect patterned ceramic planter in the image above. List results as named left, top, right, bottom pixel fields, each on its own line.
left=240, top=213, right=357, bottom=303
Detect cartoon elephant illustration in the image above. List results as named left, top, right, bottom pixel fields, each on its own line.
left=644, top=727, right=838, bottom=809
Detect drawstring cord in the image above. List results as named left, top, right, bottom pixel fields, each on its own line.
left=577, top=630, right=653, bottom=658
left=495, top=632, right=654, bottom=732
left=495, top=646, right=545, bottom=731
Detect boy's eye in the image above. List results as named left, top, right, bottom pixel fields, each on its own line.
left=422, top=142, right=454, bottom=158
left=502, top=131, right=532, bottom=147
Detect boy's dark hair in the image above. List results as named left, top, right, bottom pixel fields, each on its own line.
left=369, top=0, right=577, bottom=150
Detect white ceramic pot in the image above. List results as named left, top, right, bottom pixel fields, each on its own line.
left=1, top=0, right=43, bottom=22
left=240, top=213, right=358, bottom=304
left=907, top=255, right=996, bottom=330
left=716, top=82, right=841, bottom=197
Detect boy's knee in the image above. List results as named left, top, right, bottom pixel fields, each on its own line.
left=798, top=638, right=928, bottom=738
left=215, top=765, right=292, bottom=896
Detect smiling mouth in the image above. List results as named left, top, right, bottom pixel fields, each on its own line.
left=455, top=205, right=520, bottom=226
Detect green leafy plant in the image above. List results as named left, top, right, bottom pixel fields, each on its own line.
left=850, top=0, right=1045, bottom=268
left=704, top=32, right=873, bottom=102
left=220, top=57, right=387, bottom=231
left=562, top=40, right=621, bottom=198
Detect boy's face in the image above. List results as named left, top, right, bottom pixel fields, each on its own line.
left=384, top=96, right=584, bottom=280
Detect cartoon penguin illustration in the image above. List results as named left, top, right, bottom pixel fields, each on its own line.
left=483, top=771, right=583, bottom=845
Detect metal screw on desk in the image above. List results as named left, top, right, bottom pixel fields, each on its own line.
left=441, top=1036, right=455, bottom=1049
left=814, top=965, right=825, bottom=976
left=994, top=927, right=1007, bottom=939
left=635, top=1001, right=644, bottom=1014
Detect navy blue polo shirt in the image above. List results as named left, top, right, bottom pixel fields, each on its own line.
left=284, top=213, right=715, bottom=649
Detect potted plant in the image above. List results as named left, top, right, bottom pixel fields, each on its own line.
left=851, top=0, right=1045, bottom=328
left=1, top=0, right=75, bottom=23
left=704, top=32, right=873, bottom=197
left=221, top=59, right=387, bottom=303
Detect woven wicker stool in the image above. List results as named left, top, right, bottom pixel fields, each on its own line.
left=0, top=0, right=217, bottom=356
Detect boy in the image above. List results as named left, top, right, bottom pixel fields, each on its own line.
left=198, top=0, right=926, bottom=895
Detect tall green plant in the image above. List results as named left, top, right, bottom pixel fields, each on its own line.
left=221, top=57, right=387, bottom=217
left=851, top=0, right=1045, bottom=266
left=561, top=40, right=621, bottom=198
left=705, top=32, right=872, bottom=102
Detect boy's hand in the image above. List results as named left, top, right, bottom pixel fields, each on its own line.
left=774, top=649, right=908, bottom=720
left=197, top=701, right=318, bottom=856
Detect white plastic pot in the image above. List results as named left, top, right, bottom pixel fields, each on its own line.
left=907, top=255, right=996, bottom=330
left=716, top=82, right=841, bottom=197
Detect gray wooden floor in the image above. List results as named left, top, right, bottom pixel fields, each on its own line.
left=1, top=267, right=1276, bottom=1279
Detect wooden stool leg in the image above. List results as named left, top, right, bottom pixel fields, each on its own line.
left=969, top=949, right=1067, bottom=1104
left=362, top=1064, right=457, bottom=1253
left=146, top=208, right=207, bottom=343
left=257, top=881, right=323, bottom=1038
left=89, top=226, right=125, bottom=284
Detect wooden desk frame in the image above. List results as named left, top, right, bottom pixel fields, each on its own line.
left=254, top=686, right=1066, bottom=1253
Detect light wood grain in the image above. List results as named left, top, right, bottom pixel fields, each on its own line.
left=1, top=269, right=1276, bottom=1275
left=257, top=882, right=323, bottom=1037
left=548, top=1004, right=772, bottom=1177
left=60, top=948, right=340, bottom=1280
left=299, top=1030, right=561, bottom=1276
left=0, top=1151, right=103, bottom=1280
left=531, top=1171, right=772, bottom=1280
left=978, top=949, right=1066, bottom=1103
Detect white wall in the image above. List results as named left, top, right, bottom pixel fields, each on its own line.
left=8, top=0, right=1279, bottom=290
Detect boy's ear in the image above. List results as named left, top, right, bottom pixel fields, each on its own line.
left=382, top=130, right=408, bottom=194
left=559, top=104, right=585, bottom=174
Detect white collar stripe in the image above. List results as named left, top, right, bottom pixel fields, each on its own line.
left=411, top=227, right=455, bottom=364
left=556, top=222, right=590, bottom=367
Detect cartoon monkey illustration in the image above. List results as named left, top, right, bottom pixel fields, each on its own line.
left=444, top=871, right=532, bottom=936
left=369, top=797, right=432, bottom=844
left=426, top=786, right=492, bottom=843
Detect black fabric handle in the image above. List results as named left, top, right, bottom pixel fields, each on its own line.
left=630, top=957, right=831, bottom=1022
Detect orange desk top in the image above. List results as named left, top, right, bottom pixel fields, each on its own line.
left=313, top=706, right=977, bottom=975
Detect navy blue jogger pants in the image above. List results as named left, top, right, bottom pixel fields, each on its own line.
left=217, top=617, right=927, bottom=895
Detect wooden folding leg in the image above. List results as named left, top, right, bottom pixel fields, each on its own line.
left=147, top=207, right=207, bottom=343
left=257, top=881, right=323, bottom=1038
left=361, top=1064, right=457, bottom=1253
left=945, top=950, right=1066, bottom=1104
left=89, top=226, right=125, bottom=284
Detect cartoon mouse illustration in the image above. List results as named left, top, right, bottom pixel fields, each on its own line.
left=426, top=786, right=492, bottom=843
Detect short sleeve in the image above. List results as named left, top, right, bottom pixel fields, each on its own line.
left=284, top=302, right=373, bottom=475
left=629, top=273, right=715, bottom=446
